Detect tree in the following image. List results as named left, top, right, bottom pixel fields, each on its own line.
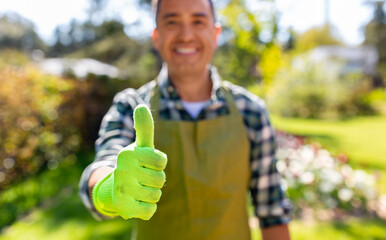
left=49, top=19, right=126, bottom=57
left=0, top=13, right=46, bottom=52
left=364, top=1, right=386, bottom=85
left=293, top=24, right=343, bottom=53
left=213, top=0, right=279, bottom=87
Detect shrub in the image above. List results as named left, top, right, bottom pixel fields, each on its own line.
left=0, top=50, right=134, bottom=228
left=0, top=50, right=81, bottom=190
left=366, top=87, right=386, bottom=115
left=266, top=56, right=377, bottom=119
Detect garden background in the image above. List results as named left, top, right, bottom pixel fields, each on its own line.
left=1, top=0, right=386, bottom=239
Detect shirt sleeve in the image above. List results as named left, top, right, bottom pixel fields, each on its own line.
left=78, top=89, right=138, bottom=220
left=248, top=106, right=292, bottom=228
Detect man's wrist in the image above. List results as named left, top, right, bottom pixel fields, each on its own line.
left=92, top=172, right=119, bottom=217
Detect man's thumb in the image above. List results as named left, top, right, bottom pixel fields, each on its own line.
left=134, top=104, right=154, bottom=148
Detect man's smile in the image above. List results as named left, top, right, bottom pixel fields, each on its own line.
left=174, top=47, right=199, bottom=55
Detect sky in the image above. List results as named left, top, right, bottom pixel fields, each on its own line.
left=0, top=0, right=382, bottom=46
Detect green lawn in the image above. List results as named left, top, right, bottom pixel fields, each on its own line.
left=0, top=189, right=134, bottom=240
left=271, top=115, right=386, bottom=193
left=271, top=115, right=386, bottom=169
left=252, top=219, right=386, bottom=240
left=1, top=189, right=385, bottom=240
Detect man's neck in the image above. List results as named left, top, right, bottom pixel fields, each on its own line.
left=168, top=69, right=212, bottom=102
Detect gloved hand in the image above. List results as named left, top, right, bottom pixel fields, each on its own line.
left=92, top=104, right=167, bottom=220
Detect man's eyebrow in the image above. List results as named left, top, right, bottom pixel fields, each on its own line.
left=163, top=13, right=178, bottom=19
left=193, top=13, right=209, bottom=18
left=162, top=12, right=209, bottom=20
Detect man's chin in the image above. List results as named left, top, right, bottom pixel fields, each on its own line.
left=168, top=64, right=206, bottom=75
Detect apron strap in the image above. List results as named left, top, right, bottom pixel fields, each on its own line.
left=149, top=84, right=161, bottom=122
left=220, top=81, right=239, bottom=116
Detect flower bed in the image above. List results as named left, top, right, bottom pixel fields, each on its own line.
left=275, top=131, right=386, bottom=220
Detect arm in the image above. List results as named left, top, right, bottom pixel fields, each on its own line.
left=261, top=224, right=291, bottom=240
left=247, top=103, right=292, bottom=230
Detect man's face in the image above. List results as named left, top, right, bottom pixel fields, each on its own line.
left=152, top=0, right=221, bottom=76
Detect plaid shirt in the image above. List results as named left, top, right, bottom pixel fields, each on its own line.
left=79, top=66, right=292, bottom=228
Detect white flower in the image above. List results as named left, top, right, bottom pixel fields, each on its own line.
left=341, top=165, right=353, bottom=178
left=338, top=188, right=354, bottom=202
left=315, top=150, right=334, bottom=169
left=352, top=170, right=375, bottom=190
left=319, top=181, right=335, bottom=193
left=289, top=160, right=305, bottom=176
left=300, top=146, right=314, bottom=164
left=276, top=149, right=289, bottom=161
left=330, top=171, right=343, bottom=185
left=320, top=169, right=343, bottom=185
left=276, top=160, right=287, bottom=174
left=300, top=172, right=315, bottom=185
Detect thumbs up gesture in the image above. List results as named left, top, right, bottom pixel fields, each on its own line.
left=92, top=104, right=167, bottom=220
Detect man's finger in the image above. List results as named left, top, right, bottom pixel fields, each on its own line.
left=137, top=167, right=166, bottom=188
left=134, top=104, right=154, bottom=148
left=135, top=148, right=168, bottom=171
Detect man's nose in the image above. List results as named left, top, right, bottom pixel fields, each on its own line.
left=179, top=23, right=194, bottom=42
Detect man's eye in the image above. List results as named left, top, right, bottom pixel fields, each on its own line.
left=166, top=20, right=177, bottom=25
left=194, top=20, right=203, bottom=25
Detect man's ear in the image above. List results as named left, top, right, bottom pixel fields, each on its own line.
left=152, top=28, right=159, bottom=50
left=214, top=22, right=222, bottom=47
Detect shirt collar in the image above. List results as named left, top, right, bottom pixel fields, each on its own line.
left=156, top=64, right=224, bottom=102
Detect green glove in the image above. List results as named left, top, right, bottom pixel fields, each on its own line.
left=92, top=104, right=167, bottom=220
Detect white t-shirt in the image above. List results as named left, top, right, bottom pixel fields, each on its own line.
left=181, top=100, right=210, bottom=119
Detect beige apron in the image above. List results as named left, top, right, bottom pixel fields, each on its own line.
left=136, top=82, right=251, bottom=240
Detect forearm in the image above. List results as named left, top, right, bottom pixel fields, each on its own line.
left=261, top=224, right=291, bottom=240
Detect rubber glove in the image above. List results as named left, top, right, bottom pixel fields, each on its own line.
left=92, top=104, right=167, bottom=220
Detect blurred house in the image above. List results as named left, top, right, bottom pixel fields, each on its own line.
left=34, top=56, right=120, bottom=79
left=307, top=45, right=379, bottom=76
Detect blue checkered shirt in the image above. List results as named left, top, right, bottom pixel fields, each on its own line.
left=79, top=66, right=292, bottom=228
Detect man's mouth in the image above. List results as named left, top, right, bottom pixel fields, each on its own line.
left=174, top=47, right=198, bottom=55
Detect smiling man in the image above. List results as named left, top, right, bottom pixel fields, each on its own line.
left=79, top=0, right=292, bottom=239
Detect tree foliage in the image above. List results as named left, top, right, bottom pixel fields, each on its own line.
left=364, top=1, right=386, bottom=83
left=49, top=20, right=126, bottom=57
left=213, top=0, right=279, bottom=87
left=0, top=13, right=46, bottom=52
left=293, top=24, right=343, bottom=53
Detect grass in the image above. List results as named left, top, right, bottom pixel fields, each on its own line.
left=271, top=115, right=386, bottom=193
left=1, top=189, right=385, bottom=240
left=0, top=188, right=134, bottom=240
left=252, top=218, right=386, bottom=240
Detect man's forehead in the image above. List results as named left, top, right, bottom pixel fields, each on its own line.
left=158, top=0, right=212, bottom=16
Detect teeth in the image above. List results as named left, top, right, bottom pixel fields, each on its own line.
left=176, top=48, right=197, bottom=54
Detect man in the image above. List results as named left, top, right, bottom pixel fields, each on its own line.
left=79, top=0, right=292, bottom=239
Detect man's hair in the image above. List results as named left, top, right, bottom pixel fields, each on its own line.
left=152, top=0, right=216, bottom=24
